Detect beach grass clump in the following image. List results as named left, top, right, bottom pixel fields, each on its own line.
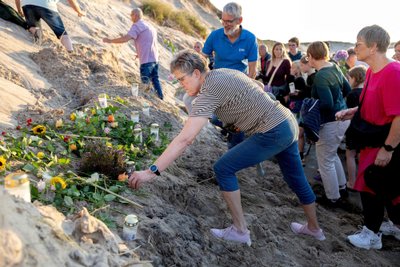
left=142, top=0, right=207, bottom=38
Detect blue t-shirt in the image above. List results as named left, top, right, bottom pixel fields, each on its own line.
left=202, top=27, right=258, bottom=73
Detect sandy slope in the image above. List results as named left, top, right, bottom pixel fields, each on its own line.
left=0, top=0, right=399, bottom=266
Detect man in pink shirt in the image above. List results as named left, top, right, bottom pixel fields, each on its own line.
left=103, top=8, right=163, bottom=100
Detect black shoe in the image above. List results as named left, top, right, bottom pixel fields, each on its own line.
left=339, top=187, right=349, bottom=199
left=316, top=195, right=341, bottom=208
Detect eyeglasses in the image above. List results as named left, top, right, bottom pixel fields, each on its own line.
left=220, top=18, right=238, bottom=25
left=355, top=42, right=365, bottom=48
left=176, top=73, right=191, bottom=83
left=288, top=44, right=296, bottom=47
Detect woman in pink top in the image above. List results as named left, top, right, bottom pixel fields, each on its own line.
left=336, top=25, right=400, bottom=250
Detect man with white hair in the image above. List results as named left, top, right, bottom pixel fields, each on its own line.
left=103, top=8, right=164, bottom=100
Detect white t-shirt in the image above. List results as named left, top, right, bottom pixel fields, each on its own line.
left=21, top=0, right=59, bottom=12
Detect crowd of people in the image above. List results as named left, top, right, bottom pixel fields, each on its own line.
left=2, top=0, right=399, bottom=252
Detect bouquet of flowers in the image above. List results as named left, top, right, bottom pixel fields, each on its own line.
left=333, top=50, right=349, bottom=76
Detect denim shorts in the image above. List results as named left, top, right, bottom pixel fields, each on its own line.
left=23, top=5, right=67, bottom=38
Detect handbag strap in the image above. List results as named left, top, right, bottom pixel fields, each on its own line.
left=267, top=59, right=284, bottom=87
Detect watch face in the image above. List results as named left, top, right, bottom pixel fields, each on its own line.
left=150, top=165, right=158, bottom=172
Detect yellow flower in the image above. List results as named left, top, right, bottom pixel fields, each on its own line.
left=50, top=176, right=67, bottom=189
left=0, top=156, right=6, bottom=171
left=91, top=109, right=96, bottom=115
left=37, top=152, right=45, bottom=159
left=70, top=113, right=76, bottom=121
left=106, top=142, right=112, bottom=147
left=32, top=125, right=46, bottom=135
left=55, top=119, right=63, bottom=128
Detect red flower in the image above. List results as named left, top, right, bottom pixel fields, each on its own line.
left=63, top=135, right=71, bottom=142
left=1, top=132, right=6, bottom=136
left=27, top=118, right=32, bottom=126
left=16, top=125, right=22, bottom=130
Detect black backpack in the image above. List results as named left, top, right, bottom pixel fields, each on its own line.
left=300, top=98, right=321, bottom=143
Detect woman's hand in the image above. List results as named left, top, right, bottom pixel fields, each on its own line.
left=335, top=107, right=357, bottom=121
left=128, top=170, right=156, bottom=189
left=374, top=148, right=393, bottom=167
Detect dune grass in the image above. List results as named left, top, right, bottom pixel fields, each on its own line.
left=142, top=0, right=208, bottom=39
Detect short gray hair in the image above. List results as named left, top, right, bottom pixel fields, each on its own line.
left=170, top=49, right=208, bottom=75
left=132, top=8, right=143, bottom=19
left=223, top=2, right=242, bottom=18
left=357, top=25, right=390, bottom=53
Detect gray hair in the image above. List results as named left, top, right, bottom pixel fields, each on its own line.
left=170, top=49, right=208, bottom=74
left=357, top=25, right=390, bottom=53
left=132, top=8, right=143, bottom=19
left=223, top=2, right=242, bottom=18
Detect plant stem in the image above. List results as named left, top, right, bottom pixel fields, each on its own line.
left=68, top=172, right=143, bottom=209
left=57, top=133, right=111, bottom=140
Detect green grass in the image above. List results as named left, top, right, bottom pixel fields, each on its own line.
left=142, top=0, right=208, bottom=39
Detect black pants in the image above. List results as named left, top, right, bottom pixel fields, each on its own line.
left=361, top=191, right=400, bottom=233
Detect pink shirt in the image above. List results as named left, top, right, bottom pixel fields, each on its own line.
left=127, top=19, right=158, bottom=65
left=355, top=61, right=400, bottom=196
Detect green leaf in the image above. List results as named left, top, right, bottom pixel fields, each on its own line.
left=22, top=163, right=36, bottom=172
left=58, top=158, right=70, bottom=165
left=108, top=185, right=120, bottom=193
left=103, top=194, right=116, bottom=202
left=64, top=196, right=74, bottom=207
left=92, top=192, right=103, bottom=201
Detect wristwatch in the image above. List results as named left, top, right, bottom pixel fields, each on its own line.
left=383, top=144, right=395, bottom=152
left=149, top=164, right=160, bottom=176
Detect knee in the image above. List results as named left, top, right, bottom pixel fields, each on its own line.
left=213, top=161, right=238, bottom=191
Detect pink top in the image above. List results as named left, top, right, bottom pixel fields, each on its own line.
left=127, top=19, right=158, bottom=65
left=354, top=61, right=400, bottom=199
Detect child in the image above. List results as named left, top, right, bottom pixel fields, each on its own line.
left=345, top=65, right=366, bottom=189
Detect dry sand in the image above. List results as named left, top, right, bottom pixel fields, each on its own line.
left=0, top=0, right=399, bottom=266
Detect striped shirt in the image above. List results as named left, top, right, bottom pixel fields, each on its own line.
left=190, top=69, right=292, bottom=135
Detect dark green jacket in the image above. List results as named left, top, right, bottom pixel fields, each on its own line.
left=311, top=64, right=351, bottom=124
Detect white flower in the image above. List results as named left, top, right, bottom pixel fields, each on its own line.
left=37, top=180, right=46, bottom=192
left=30, top=135, right=40, bottom=142
left=86, top=172, right=100, bottom=183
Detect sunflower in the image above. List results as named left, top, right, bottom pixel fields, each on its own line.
left=0, top=156, right=6, bottom=171
left=50, top=176, right=67, bottom=189
left=32, top=125, right=46, bottom=135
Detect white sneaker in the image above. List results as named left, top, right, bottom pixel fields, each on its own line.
left=347, top=226, right=382, bottom=250
left=380, top=220, right=400, bottom=240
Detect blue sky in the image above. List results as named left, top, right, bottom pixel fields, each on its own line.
left=210, top=0, right=400, bottom=44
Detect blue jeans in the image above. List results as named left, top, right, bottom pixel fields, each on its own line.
left=140, top=62, right=163, bottom=100
left=23, top=5, right=66, bottom=38
left=213, top=117, right=316, bottom=205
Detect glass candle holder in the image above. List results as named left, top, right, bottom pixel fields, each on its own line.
left=98, top=93, right=108, bottom=108
left=150, top=123, right=159, bottom=141
left=142, top=102, right=150, bottom=116
left=130, top=111, right=139, bottom=123
left=133, top=127, right=143, bottom=143
left=4, top=172, right=31, bottom=202
left=131, top=83, right=139, bottom=97
left=122, top=214, right=139, bottom=241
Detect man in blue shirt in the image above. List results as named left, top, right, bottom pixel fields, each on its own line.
left=202, top=2, right=258, bottom=78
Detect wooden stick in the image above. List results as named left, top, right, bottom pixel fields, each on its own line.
left=57, top=133, right=111, bottom=140
left=72, top=176, right=143, bottom=209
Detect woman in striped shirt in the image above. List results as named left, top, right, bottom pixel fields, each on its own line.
left=128, top=50, right=325, bottom=245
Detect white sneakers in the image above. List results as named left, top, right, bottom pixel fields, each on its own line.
left=380, top=220, right=400, bottom=240
left=348, top=226, right=382, bottom=250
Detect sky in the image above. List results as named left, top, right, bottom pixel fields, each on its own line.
left=209, top=0, right=400, bottom=44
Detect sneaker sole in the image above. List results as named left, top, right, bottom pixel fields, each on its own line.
left=348, top=238, right=382, bottom=250
left=210, top=231, right=252, bottom=246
